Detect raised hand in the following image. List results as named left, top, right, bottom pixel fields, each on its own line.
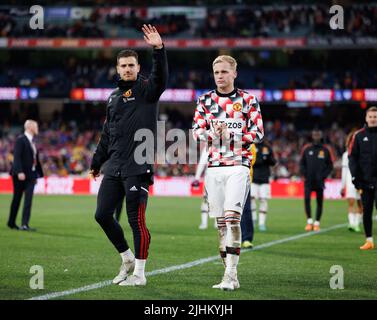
left=142, top=24, right=163, bottom=49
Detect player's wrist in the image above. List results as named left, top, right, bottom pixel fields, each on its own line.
left=221, top=131, right=233, bottom=141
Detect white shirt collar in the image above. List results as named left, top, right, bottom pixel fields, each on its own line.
left=25, top=131, right=34, bottom=143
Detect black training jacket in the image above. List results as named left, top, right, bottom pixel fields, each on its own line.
left=348, top=125, right=377, bottom=189
left=299, top=142, right=334, bottom=188
left=252, top=142, right=276, bottom=184
left=90, top=47, right=168, bottom=181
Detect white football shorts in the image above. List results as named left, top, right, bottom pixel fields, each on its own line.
left=346, top=180, right=361, bottom=200
left=250, top=183, right=271, bottom=199
left=204, top=166, right=250, bottom=218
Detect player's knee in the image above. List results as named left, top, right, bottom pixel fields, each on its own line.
left=216, top=217, right=226, bottom=230
left=250, top=198, right=257, bottom=210
left=224, top=211, right=241, bottom=225
left=201, top=201, right=209, bottom=213
left=224, top=212, right=241, bottom=247
left=127, top=214, right=150, bottom=236
left=260, top=198, right=268, bottom=212
left=127, top=214, right=139, bottom=229
left=226, top=224, right=241, bottom=248
left=95, top=210, right=109, bottom=226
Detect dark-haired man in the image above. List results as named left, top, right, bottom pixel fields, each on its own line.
left=300, top=129, right=334, bottom=232
left=90, top=24, right=168, bottom=286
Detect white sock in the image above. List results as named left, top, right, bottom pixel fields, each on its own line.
left=259, top=213, right=266, bottom=226
left=201, top=212, right=208, bottom=226
left=251, top=198, right=257, bottom=222
left=225, top=254, right=239, bottom=276
left=120, top=249, right=134, bottom=263
left=134, top=259, right=146, bottom=278
left=348, top=213, right=355, bottom=226
left=366, top=237, right=374, bottom=243
left=356, top=214, right=362, bottom=226
left=307, top=218, right=313, bottom=225
left=252, top=211, right=257, bottom=223
left=314, top=220, right=320, bottom=226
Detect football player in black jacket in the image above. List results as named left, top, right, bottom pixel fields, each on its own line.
left=348, top=106, right=377, bottom=250
left=89, top=24, right=168, bottom=286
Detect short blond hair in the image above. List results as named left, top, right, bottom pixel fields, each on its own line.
left=366, top=106, right=377, bottom=114
left=212, top=55, right=237, bottom=70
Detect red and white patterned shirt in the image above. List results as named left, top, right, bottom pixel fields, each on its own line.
left=192, top=88, right=264, bottom=168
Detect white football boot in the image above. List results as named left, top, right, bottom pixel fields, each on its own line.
left=119, top=274, right=147, bottom=286
left=212, top=273, right=239, bottom=291
left=112, top=258, right=135, bottom=284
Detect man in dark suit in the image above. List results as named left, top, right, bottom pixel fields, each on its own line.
left=7, top=120, right=43, bottom=231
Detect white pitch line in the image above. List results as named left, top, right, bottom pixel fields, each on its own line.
left=28, top=222, right=347, bottom=300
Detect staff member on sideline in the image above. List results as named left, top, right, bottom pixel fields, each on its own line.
left=348, top=106, right=377, bottom=250
left=300, top=129, right=334, bottom=232
left=7, top=120, right=43, bottom=231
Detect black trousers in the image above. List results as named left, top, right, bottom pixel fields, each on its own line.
left=114, top=201, right=123, bottom=222
left=95, top=174, right=151, bottom=259
left=360, top=186, right=377, bottom=238
left=8, top=176, right=36, bottom=226
left=304, top=184, right=324, bottom=222
left=241, top=190, right=254, bottom=242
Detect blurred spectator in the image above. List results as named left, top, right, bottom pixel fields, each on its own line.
left=1, top=4, right=377, bottom=39
left=1, top=48, right=376, bottom=94
left=0, top=108, right=350, bottom=179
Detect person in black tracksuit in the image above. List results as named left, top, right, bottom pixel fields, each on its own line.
left=7, top=120, right=43, bottom=231
left=300, top=129, right=334, bottom=231
left=89, top=25, right=168, bottom=286
left=348, top=106, right=377, bottom=250
left=114, top=201, right=123, bottom=222
left=101, top=161, right=123, bottom=222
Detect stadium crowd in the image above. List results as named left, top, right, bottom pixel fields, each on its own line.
left=1, top=3, right=376, bottom=38
left=1, top=49, right=376, bottom=96
left=0, top=107, right=351, bottom=180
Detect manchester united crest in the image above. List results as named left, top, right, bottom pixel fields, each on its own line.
left=123, top=89, right=132, bottom=98
left=233, top=103, right=242, bottom=112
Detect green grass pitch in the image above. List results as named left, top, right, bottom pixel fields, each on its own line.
left=0, top=194, right=376, bottom=300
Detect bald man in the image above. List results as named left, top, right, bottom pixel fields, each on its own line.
left=7, top=120, right=43, bottom=231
